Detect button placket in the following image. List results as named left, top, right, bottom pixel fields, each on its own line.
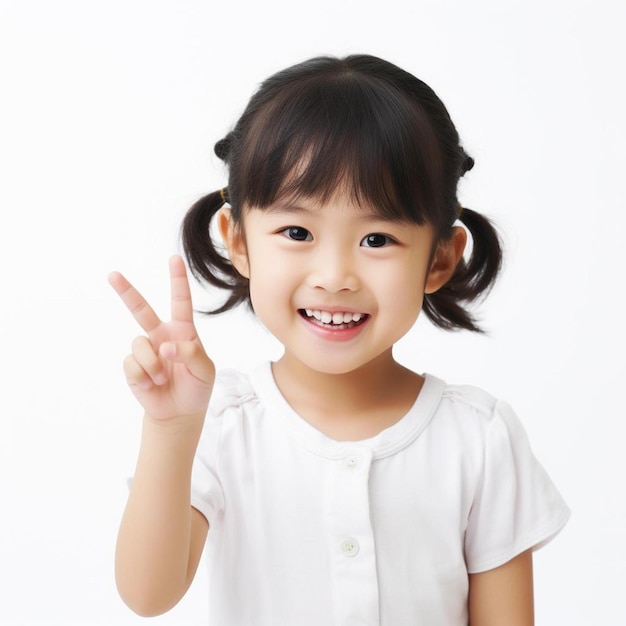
left=326, top=446, right=379, bottom=624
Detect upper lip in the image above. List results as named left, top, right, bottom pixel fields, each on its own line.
left=299, top=306, right=368, bottom=314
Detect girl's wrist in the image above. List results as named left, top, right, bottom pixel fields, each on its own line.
left=141, top=412, right=205, bottom=450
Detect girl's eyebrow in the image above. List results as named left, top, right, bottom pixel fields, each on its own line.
left=264, top=202, right=405, bottom=223
left=264, top=203, right=311, bottom=215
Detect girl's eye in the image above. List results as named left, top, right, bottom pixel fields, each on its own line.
left=280, top=227, right=313, bottom=241
left=360, top=233, right=394, bottom=248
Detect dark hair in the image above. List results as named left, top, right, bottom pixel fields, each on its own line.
left=182, top=54, right=502, bottom=331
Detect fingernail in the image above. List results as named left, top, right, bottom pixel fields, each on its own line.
left=161, top=342, right=176, bottom=359
left=154, top=372, right=168, bottom=385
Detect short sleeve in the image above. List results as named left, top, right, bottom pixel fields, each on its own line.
left=464, top=400, right=570, bottom=573
left=190, top=369, right=253, bottom=523
left=190, top=413, right=225, bottom=524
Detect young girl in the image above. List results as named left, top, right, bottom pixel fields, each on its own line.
left=109, top=54, right=569, bottom=625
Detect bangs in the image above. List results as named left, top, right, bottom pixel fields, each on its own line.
left=233, top=69, right=445, bottom=224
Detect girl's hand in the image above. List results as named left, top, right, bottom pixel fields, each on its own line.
left=108, top=255, right=215, bottom=422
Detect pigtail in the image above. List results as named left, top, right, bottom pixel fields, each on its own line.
left=181, top=189, right=249, bottom=314
left=423, top=207, right=503, bottom=332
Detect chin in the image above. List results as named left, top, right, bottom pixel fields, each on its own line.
left=287, top=349, right=388, bottom=377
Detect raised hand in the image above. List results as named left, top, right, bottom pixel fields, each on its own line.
left=108, top=255, right=215, bottom=422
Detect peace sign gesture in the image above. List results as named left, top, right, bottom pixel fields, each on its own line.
left=108, top=256, right=215, bottom=422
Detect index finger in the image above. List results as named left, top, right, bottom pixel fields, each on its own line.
left=108, top=271, right=162, bottom=334
left=169, top=255, right=194, bottom=323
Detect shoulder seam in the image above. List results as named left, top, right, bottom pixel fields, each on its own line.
left=441, top=386, right=499, bottom=420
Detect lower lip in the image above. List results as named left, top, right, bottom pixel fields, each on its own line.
left=299, top=312, right=369, bottom=342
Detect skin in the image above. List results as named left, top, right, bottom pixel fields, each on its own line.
left=110, top=192, right=534, bottom=623
left=109, top=257, right=212, bottom=616
left=469, top=549, right=535, bottom=626
left=221, top=193, right=465, bottom=439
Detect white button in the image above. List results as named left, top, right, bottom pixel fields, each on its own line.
left=343, top=455, right=358, bottom=469
left=341, top=538, right=360, bottom=557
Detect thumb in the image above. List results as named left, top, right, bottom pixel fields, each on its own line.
left=159, top=340, right=215, bottom=384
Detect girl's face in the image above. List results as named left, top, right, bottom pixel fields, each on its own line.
left=221, top=189, right=464, bottom=376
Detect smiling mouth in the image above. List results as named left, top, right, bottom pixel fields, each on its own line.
left=299, top=309, right=369, bottom=329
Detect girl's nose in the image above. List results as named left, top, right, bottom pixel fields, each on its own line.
left=306, top=249, right=360, bottom=293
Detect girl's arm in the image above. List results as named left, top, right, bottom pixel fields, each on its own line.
left=468, top=549, right=534, bottom=626
left=114, top=417, right=210, bottom=616
left=109, top=256, right=214, bottom=616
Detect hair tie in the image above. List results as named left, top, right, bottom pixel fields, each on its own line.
left=219, top=187, right=229, bottom=204
left=457, top=204, right=464, bottom=219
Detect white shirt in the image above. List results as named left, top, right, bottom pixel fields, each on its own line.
left=191, top=363, right=570, bottom=625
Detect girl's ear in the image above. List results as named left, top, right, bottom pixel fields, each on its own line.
left=424, top=226, right=467, bottom=294
left=217, top=209, right=250, bottom=278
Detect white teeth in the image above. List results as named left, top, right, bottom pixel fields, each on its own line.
left=303, top=309, right=365, bottom=325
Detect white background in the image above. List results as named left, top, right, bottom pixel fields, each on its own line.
left=1, top=0, right=624, bottom=624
